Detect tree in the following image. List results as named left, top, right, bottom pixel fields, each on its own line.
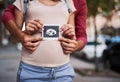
left=86, top=0, right=120, bottom=72
left=0, top=0, right=5, bottom=9
left=0, top=0, right=5, bottom=46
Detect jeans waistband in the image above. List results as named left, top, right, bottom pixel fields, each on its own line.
left=20, top=61, right=71, bottom=72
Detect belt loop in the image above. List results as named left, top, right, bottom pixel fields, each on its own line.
left=51, top=68, right=56, bottom=80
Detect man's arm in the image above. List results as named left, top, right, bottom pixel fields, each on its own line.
left=2, top=5, right=42, bottom=51
left=74, top=0, right=88, bottom=50
left=2, top=5, right=23, bottom=42
left=59, top=0, right=88, bottom=54
left=2, top=5, right=15, bottom=26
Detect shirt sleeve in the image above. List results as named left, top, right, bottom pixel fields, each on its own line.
left=13, top=0, right=24, bottom=13
left=74, top=0, right=88, bottom=48
left=2, top=5, right=15, bottom=26
left=66, top=0, right=76, bottom=13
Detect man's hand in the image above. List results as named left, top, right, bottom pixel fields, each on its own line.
left=19, top=19, right=43, bottom=51
left=59, top=37, right=78, bottom=54
left=19, top=33, right=43, bottom=51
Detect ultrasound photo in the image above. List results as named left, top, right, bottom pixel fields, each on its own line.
left=42, top=25, right=59, bottom=40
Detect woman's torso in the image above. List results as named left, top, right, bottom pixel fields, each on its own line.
left=14, top=0, right=75, bottom=67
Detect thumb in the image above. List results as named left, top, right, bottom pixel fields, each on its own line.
left=58, top=37, right=65, bottom=41
left=30, top=36, right=43, bottom=42
left=59, top=37, right=71, bottom=43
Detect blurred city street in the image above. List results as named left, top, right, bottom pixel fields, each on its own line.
left=0, top=44, right=120, bottom=82
left=0, top=1, right=120, bottom=82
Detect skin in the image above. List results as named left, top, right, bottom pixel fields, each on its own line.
left=4, top=0, right=85, bottom=54
left=25, top=19, right=83, bottom=54
left=15, top=0, right=76, bottom=51
left=6, top=19, right=43, bottom=51
left=23, top=0, right=84, bottom=54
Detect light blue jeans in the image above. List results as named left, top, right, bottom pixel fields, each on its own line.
left=17, top=61, right=75, bottom=82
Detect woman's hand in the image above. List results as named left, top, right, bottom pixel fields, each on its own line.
left=25, top=19, right=43, bottom=35
left=59, top=37, right=78, bottom=54
left=61, top=24, right=76, bottom=40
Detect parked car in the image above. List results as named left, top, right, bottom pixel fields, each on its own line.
left=102, top=42, right=120, bottom=72
left=81, top=35, right=107, bottom=61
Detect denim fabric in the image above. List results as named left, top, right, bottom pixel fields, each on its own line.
left=17, top=61, right=75, bottom=82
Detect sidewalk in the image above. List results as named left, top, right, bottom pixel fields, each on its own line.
left=71, top=57, right=95, bottom=69
left=0, top=44, right=21, bottom=57
left=0, top=44, right=120, bottom=82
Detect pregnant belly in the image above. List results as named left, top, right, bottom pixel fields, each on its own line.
left=21, top=40, right=69, bottom=67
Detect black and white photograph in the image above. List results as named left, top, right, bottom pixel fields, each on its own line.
left=42, top=25, right=60, bottom=40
